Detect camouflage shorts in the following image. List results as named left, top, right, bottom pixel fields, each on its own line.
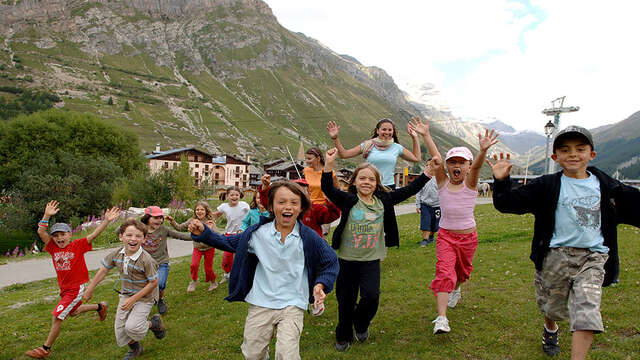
left=534, top=247, right=608, bottom=333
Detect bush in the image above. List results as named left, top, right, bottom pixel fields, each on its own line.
left=0, top=109, right=144, bottom=189
left=12, top=151, right=124, bottom=228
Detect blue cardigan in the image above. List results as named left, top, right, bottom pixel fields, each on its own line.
left=192, top=216, right=339, bottom=304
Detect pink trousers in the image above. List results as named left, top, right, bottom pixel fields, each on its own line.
left=429, top=228, right=478, bottom=295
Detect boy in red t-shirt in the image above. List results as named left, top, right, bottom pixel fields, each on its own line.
left=26, top=201, right=121, bottom=359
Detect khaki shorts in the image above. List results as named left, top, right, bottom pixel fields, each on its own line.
left=241, top=305, right=304, bottom=360
left=534, top=247, right=608, bottom=333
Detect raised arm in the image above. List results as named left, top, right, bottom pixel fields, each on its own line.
left=258, top=174, right=271, bottom=209
left=411, top=116, right=447, bottom=187
left=399, top=122, right=421, bottom=162
left=466, top=129, right=499, bottom=189
left=488, top=153, right=540, bottom=214
left=38, top=201, right=59, bottom=246
left=327, top=121, right=362, bottom=159
left=321, top=148, right=352, bottom=209
left=86, top=207, right=121, bottom=244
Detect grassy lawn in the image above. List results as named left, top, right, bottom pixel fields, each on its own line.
left=1, top=204, right=639, bottom=359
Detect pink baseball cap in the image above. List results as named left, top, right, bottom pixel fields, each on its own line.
left=144, top=206, right=164, bottom=217
left=445, top=147, right=474, bottom=161
left=293, top=179, right=309, bottom=187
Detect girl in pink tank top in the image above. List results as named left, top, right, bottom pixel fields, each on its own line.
left=409, top=116, right=499, bottom=335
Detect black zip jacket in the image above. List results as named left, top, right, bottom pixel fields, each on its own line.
left=492, top=166, right=640, bottom=286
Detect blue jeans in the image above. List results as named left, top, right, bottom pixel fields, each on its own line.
left=158, top=263, right=170, bottom=291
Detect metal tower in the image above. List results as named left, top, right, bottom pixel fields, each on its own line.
left=542, top=96, right=580, bottom=173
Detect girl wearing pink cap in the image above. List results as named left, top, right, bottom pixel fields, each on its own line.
left=412, top=116, right=499, bottom=335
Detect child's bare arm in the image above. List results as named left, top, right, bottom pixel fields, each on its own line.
left=86, top=207, right=121, bottom=244
left=83, top=266, right=109, bottom=302
left=120, top=279, right=158, bottom=311
left=467, top=129, right=499, bottom=189
left=327, top=121, right=362, bottom=159
left=411, top=116, right=447, bottom=187
left=38, top=201, right=60, bottom=245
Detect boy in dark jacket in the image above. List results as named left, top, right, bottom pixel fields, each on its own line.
left=488, top=126, right=640, bottom=359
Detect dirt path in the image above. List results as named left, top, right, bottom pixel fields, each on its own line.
left=0, top=200, right=493, bottom=288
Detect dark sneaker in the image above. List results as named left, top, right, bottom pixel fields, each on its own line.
left=157, top=298, right=167, bottom=314
left=122, top=342, right=143, bottom=360
left=419, top=240, right=429, bottom=247
left=542, top=326, right=560, bottom=356
left=25, top=347, right=50, bottom=358
left=355, top=328, right=369, bottom=342
left=98, top=301, right=108, bottom=321
left=335, top=341, right=350, bottom=352
left=150, top=314, right=166, bottom=339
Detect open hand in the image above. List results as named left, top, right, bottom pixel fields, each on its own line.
left=486, top=153, right=513, bottom=180
left=44, top=201, right=60, bottom=217
left=327, top=121, right=340, bottom=139
left=120, top=297, right=136, bottom=311
left=104, top=207, right=121, bottom=222
left=478, top=129, right=499, bottom=152
left=409, top=116, right=429, bottom=136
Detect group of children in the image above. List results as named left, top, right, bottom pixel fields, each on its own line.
left=25, top=117, right=640, bottom=360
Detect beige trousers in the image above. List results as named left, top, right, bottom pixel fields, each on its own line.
left=114, top=295, right=153, bottom=347
left=241, top=305, right=305, bottom=360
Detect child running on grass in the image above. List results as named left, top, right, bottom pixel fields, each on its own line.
left=488, top=126, right=640, bottom=359
left=84, top=218, right=166, bottom=360
left=138, top=206, right=192, bottom=314
left=416, top=116, right=499, bottom=334
left=166, top=201, right=220, bottom=292
left=258, top=174, right=341, bottom=238
left=189, top=181, right=339, bottom=360
left=26, top=201, right=120, bottom=359
left=321, top=148, right=430, bottom=351
left=213, top=186, right=250, bottom=283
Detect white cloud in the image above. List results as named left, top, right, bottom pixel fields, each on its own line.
left=265, top=1, right=640, bottom=131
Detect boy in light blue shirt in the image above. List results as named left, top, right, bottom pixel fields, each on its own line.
left=490, top=125, right=640, bottom=359
left=190, top=181, right=338, bottom=360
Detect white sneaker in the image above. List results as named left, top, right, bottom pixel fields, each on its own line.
left=448, top=288, right=461, bottom=308
left=432, top=315, right=450, bottom=334
left=187, top=281, right=197, bottom=292
left=219, top=272, right=230, bottom=284
left=208, top=281, right=218, bottom=291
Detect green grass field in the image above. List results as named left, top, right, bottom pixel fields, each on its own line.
left=1, top=204, right=639, bottom=359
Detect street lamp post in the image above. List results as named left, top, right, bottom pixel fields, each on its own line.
left=544, top=120, right=556, bottom=174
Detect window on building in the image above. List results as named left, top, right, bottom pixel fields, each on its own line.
left=205, top=164, right=209, bottom=170
left=164, top=162, right=168, bottom=169
left=195, top=172, right=199, bottom=178
left=235, top=181, right=239, bottom=187
left=195, top=164, right=199, bottom=168
left=214, top=173, right=219, bottom=179
left=243, top=174, right=247, bottom=180
left=195, top=155, right=199, bottom=162
left=236, top=166, right=240, bottom=172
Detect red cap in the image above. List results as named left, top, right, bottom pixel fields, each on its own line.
left=293, top=179, right=309, bottom=187
left=144, top=206, right=164, bottom=217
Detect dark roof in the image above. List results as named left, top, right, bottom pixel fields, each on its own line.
left=145, top=147, right=213, bottom=159
left=267, top=161, right=304, bottom=171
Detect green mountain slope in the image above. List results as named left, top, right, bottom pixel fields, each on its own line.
left=0, top=0, right=473, bottom=167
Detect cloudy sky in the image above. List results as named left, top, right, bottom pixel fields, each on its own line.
left=265, top=0, right=640, bottom=132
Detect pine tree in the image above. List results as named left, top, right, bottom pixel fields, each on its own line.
left=123, top=100, right=130, bottom=111
left=107, top=96, right=113, bottom=105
